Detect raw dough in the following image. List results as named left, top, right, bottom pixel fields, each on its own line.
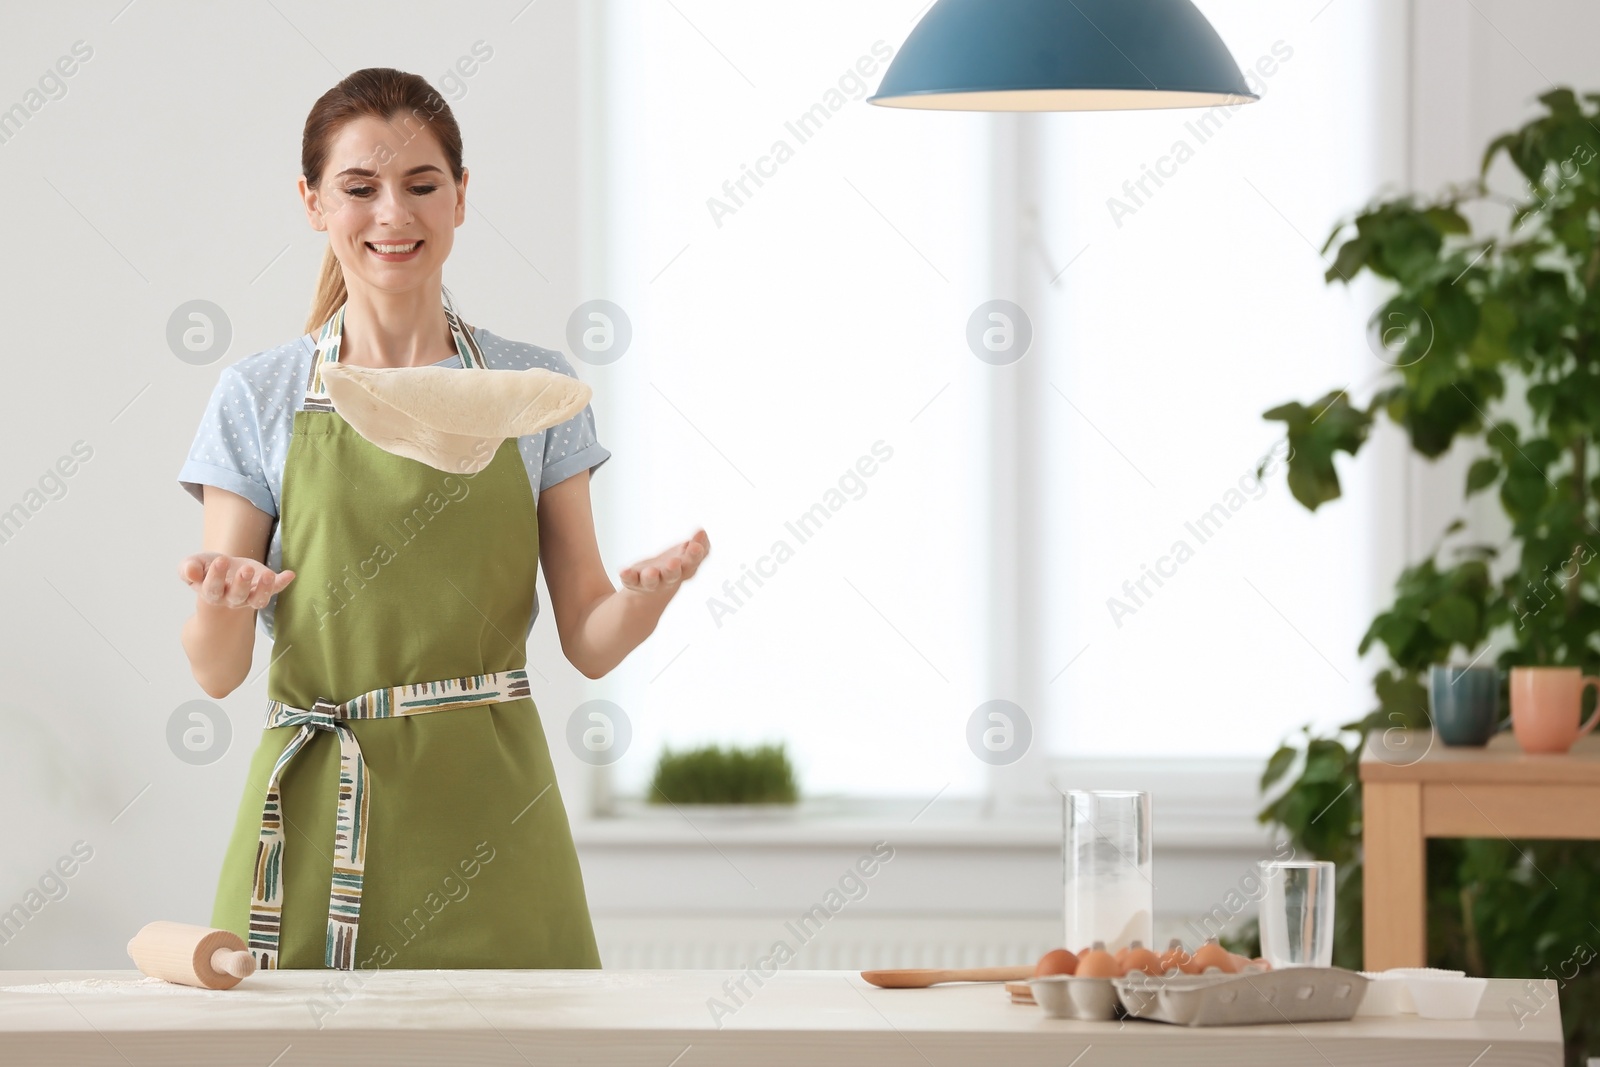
left=320, top=362, right=592, bottom=475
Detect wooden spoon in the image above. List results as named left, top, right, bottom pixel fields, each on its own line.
left=860, top=966, right=1036, bottom=988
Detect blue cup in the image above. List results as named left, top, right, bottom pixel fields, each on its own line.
left=1429, top=665, right=1502, bottom=746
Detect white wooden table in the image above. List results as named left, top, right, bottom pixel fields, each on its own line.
left=0, top=970, right=1562, bottom=1066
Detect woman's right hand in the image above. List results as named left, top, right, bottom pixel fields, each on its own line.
left=178, top=551, right=295, bottom=610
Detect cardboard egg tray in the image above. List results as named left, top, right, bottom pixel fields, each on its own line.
left=1025, top=968, right=1368, bottom=1026
left=1116, top=967, right=1368, bottom=1025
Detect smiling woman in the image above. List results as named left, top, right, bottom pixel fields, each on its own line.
left=298, top=98, right=470, bottom=363
left=176, top=66, right=710, bottom=973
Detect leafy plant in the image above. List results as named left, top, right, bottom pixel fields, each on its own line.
left=647, top=742, right=799, bottom=805
left=1257, top=88, right=1600, bottom=1064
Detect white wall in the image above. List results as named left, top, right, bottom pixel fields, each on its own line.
left=0, top=0, right=596, bottom=968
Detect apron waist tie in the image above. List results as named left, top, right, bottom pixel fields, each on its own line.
left=247, top=668, right=532, bottom=970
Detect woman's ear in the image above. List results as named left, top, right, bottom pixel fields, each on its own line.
left=298, top=176, right=327, bottom=232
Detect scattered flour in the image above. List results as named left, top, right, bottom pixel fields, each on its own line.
left=0, top=976, right=228, bottom=996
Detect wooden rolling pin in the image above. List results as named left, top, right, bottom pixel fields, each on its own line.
left=127, top=921, right=257, bottom=990
left=861, top=966, right=1035, bottom=988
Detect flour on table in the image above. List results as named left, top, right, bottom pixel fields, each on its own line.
left=0, top=976, right=229, bottom=996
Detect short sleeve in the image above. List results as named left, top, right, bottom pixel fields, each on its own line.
left=177, top=365, right=276, bottom=516
left=539, top=351, right=612, bottom=491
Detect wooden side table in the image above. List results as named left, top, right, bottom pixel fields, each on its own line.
left=1360, top=730, right=1600, bottom=970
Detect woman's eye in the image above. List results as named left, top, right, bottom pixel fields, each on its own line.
left=341, top=185, right=438, bottom=198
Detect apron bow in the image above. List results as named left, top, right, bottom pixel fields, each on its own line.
left=247, top=669, right=531, bottom=970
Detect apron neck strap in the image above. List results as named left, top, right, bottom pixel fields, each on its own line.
left=304, top=287, right=486, bottom=406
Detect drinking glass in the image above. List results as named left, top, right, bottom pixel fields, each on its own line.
left=1062, top=790, right=1152, bottom=953
left=1257, top=860, right=1335, bottom=968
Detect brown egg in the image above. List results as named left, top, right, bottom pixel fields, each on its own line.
left=1189, top=940, right=1237, bottom=974
left=1121, top=941, right=1162, bottom=976
left=1034, top=948, right=1078, bottom=977
left=1227, top=952, right=1255, bottom=972
left=1075, top=946, right=1123, bottom=978
left=1158, top=939, right=1192, bottom=974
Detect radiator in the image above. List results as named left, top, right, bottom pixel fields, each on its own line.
left=591, top=912, right=1248, bottom=970
left=592, top=914, right=1061, bottom=970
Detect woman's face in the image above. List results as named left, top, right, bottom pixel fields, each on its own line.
left=300, top=113, right=466, bottom=297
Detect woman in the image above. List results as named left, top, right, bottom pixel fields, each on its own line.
left=175, top=68, right=708, bottom=970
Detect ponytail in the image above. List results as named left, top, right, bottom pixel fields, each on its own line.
left=304, top=244, right=348, bottom=336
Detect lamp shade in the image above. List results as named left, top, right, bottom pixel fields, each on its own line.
left=867, top=0, right=1257, bottom=112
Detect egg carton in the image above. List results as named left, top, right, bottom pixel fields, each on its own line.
left=1027, top=975, right=1125, bottom=1020
left=1112, top=967, right=1369, bottom=1026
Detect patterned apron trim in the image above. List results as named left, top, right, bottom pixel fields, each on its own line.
left=302, top=284, right=488, bottom=412
left=249, top=288, right=510, bottom=971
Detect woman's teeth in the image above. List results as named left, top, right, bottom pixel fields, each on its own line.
left=368, top=241, right=420, bottom=253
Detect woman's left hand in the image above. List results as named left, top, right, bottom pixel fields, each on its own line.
left=620, top=529, right=711, bottom=596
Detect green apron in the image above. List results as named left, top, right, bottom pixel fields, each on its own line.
left=209, top=292, right=602, bottom=971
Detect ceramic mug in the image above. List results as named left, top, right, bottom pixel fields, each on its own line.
left=1508, top=666, right=1600, bottom=754
left=1429, top=665, right=1502, bottom=747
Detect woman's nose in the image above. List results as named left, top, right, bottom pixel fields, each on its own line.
left=373, top=185, right=414, bottom=224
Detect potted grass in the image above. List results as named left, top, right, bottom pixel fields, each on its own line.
left=644, top=741, right=801, bottom=818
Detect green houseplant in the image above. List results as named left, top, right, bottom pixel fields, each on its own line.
left=1255, top=88, right=1600, bottom=1063
left=647, top=742, right=800, bottom=806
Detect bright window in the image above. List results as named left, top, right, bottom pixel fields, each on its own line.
left=596, top=0, right=995, bottom=797
left=593, top=0, right=1406, bottom=796
left=1036, top=0, right=1406, bottom=759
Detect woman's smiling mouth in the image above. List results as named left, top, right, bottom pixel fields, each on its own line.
left=366, top=240, right=423, bottom=261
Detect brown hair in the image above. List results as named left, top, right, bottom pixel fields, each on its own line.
left=301, top=67, right=465, bottom=335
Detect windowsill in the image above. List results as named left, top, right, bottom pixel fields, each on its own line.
left=571, top=779, right=1277, bottom=852
left=573, top=794, right=1057, bottom=848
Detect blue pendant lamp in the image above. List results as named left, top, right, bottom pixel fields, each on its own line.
left=867, top=0, right=1256, bottom=112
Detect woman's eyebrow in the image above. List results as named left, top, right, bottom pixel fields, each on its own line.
left=334, top=163, right=445, bottom=179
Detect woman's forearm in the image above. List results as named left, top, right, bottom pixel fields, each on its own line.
left=181, top=597, right=257, bottom=698
left=565, top=587, right=673, bottom=680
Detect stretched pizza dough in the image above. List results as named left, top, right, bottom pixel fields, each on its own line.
left=320, top=362, right=593, bottom=475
